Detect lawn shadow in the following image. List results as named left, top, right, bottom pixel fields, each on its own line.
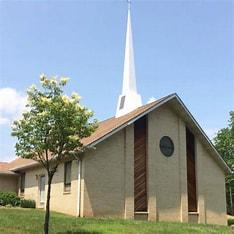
left=57, top=230, right=102, bottom=234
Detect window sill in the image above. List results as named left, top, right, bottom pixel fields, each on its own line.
left=188, top=212, right=199, bottom=215
left=134, top=211, right=149, bottom=214
left=63, top=191, right=71, bottom=195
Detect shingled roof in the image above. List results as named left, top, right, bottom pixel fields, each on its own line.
left=0, top=158, right=38, bottom=175
left=0, top=162, right=11, bottom=174
left=0, top=93, right=231, bottom=174
left=82, top=94, right=170, bottom=146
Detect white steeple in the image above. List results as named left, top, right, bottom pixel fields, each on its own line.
left=115, top=0, right=142, bottom=118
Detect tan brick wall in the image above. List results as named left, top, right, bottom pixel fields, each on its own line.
left=82, top=130, right=126, bottom=218
left=148, top=104, right=226, bottom=225
left=147, top=113, right=157, bottom=221
left=23, top=161, right=78, bottom=216
left=148, top=105, right=182, bottom=222
left=178, top=118, right=188, bottom=222
left=23, top=166, right=42, bottom=203
left=124, top=125, right=134, bottom=219
left=196, top=140, right=227, bottom=225
left=50, top=161, right=78, bottom=216
left=0, top=175, right=18, bottom=193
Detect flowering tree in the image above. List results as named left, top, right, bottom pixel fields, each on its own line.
left=12, top=75, right=97, bottom=234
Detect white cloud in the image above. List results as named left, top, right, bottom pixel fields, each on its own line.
left=147, top=97, right=156, bottom=103
left=0, top=88, right=27, bottom=125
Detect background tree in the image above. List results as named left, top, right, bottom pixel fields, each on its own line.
left=12, top=75, right=97, bottom=234
left=214, top=111, right=234, bottom=214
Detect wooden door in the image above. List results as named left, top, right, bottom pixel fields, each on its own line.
left=134, top=117, right=147, bottom=212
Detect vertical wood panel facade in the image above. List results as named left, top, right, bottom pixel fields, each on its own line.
left=186, top=128, right=197, bottom=212
left=134, top=116, right=147, bottom=212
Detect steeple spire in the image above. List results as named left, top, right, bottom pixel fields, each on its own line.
left=128, top=0, right=131, bottom=10
left=115, top=1, right=142, bottom=118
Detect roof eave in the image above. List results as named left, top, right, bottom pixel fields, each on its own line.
left=89, top=93, right=176, bottom=148
left=87, top=93, right=231, bottom=175
left=174, top=95, right=232, bottom=175
left=0, top=170, right=19, bottom=176
left=10, top=162, right=39, bottom=172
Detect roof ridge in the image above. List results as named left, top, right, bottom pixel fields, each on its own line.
left=101, top=93, right=176, bottom=122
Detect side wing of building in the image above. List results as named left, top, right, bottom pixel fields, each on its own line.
left=17, top=162, right=79, bottom=216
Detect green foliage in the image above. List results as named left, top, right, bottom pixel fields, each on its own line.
left=11, top=75, right=98, bottom=234
left=214, top=111, right=234, bottom=214
left=0, top=192, right=35, bottom=208
left=0, top=192, right=20, bottom=206
left=12, top=75, right=98, bottom=165
left=20, top=199, right=36, bottom=208
left=214, top=111, right=234, bottom=171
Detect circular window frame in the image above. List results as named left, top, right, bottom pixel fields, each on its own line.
left=159, top=136, right=174, bottom=157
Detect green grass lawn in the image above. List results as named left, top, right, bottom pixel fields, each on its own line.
left=0, top=208, right=232, bottom=234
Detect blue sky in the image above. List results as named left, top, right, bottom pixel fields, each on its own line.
left=0, top=0, right=233, bottom=162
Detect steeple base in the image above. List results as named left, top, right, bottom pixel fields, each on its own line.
left=115, top=91, right=142, bottom=118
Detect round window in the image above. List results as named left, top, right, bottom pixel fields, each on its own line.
left=159, top=136, right=174, bottom=157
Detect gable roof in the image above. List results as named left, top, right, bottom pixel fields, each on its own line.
left=83, top=93, right=231, bottom=174
left=0, top=162, right=9, bottom=171
left=0, top=158, right=38, bottom=174
left=7, top=158, right=38, bottom=171
left=0, top=162, right=16, bottom=175
left=82, top=94, right=171, bottom=146
left=2, top=93, right=231, bottom=174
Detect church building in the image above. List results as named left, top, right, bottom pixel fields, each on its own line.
left=0, top=3, right=231, bottom=225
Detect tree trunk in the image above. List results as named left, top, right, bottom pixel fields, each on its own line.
left=44, top=173, right=53, bottom=234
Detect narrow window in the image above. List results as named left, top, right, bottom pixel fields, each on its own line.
left=134, top=116, right=147, bottom=212
left=119, top=96, right=125, bottom=110
left=186, top=128, right=197, bottom=212
left=64, top=161, right=72, bottom=192
left=39, top=175, right=46, bottom=204
left=20, top=173, right=25, bottom=195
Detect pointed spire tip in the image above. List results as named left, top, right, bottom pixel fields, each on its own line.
left=127, top=0, right=131, bottom=10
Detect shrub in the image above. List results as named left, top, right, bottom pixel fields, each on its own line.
left=0, top=192, right=20, bottom=206
left=20, top=199, right=36, bottom=208
left=228, top=218, right=234, bottom=226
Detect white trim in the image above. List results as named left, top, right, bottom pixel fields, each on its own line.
left=76, top=159, right=81, bottom=217
left=174, top=95, right=231, bottom=174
